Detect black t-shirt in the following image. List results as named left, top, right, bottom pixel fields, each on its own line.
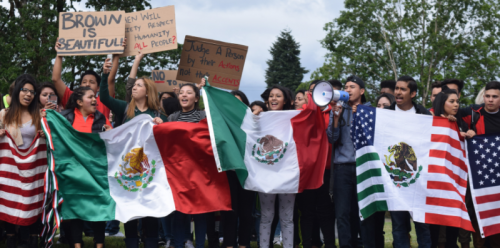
left=481, top=108, right=500, bottom=134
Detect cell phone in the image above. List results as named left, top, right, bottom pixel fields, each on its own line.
left=48, top=94, right=58, bottom=105
left=107, top=54, right=113, bottom=60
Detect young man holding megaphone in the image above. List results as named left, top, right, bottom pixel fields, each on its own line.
left=321, top=75, right=382, bottom=248
left=296, top=79, right=345, bottom=248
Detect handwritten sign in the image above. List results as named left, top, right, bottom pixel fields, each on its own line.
left=151, top=70, right=189, bottom=92
left=176, top=36, right=248, bottom=90
left=122, top=6, right=177, bottom=57
left=57, top=11, right=126, bottom=56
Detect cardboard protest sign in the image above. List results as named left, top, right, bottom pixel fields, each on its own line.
left=122, top=6, right=177, bottom=57
left=176, top=36, right=248, bottom=90
left=57, top=11, right=126, bottom=56
left=151, top=70, right=189, bottom=92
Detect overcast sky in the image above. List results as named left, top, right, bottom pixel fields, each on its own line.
left=2, top=0, right=344, bottom=102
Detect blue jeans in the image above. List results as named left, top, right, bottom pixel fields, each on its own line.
left=192, top=214, right=207, bottom=248
left=105, top=220, right=120, bottom=235
left=334, top=164, right=360, bottom=248
left=391, top=211, right=431, bottom=248
left=160, top=214, right=174, bottom=241
left=172, top=212, right=207, bottom=248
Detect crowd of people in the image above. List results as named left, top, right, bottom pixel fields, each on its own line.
left=1, top=38, right=500, bottom=248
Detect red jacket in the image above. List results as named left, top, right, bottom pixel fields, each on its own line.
left=460, top=104, right=486, bottom=135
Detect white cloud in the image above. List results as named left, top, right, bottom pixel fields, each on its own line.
left=151, top=0, right=343, bottom=101
left=2, top=0, right=343, bottom=101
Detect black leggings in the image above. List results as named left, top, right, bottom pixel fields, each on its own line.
left=297, top=171, right=336, bottom=248
left=124, top=217, right=159, bottom=239
left=67, top=219, right=106, bottom=244
left=4, top=220, right=41, bottom=235
left=221, top=171, right=255, bottom=247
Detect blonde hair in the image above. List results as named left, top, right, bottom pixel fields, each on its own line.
left=475, top=87, right=485, bottom=105
left=126, top=77, right=160, bottom=119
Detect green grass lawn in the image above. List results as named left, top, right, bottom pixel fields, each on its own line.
left=2, top=219, right=465, bottom=248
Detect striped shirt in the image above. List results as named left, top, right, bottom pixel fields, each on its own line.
left=177, top=109, right=202, bottom=123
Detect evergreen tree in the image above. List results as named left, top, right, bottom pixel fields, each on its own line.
left=265, top=29, right=308, bottom=90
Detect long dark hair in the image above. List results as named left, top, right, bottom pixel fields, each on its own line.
left=65, top=87, right=93, bottom=111
left=38, top=82, right=61, bottom=106
left=160, top=92, right=177, bottom=100
left=231, top=90, right=250, bottom=106
left=4, top=74, right=41, bottom=130
left=250, top=101, right=268, bottom=112
left=268, top=85, right=293, bottom=110
left=433, top=89, right=458, bottom=117
left=179, top=84, right=200, bottom=110
left=162, top=97, right=182, bottom=116
left=433, top=89, right=467, bottom=131
left=376, top=93, right=395, bottom=107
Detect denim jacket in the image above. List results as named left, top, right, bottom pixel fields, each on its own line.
left=326, top=102, right=371, bottom=164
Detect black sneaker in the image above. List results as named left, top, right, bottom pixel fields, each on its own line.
left=159, top=239, right=166, bottom=246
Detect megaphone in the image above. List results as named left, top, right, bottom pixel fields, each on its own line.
left=312, top=81, right=350, bottom=107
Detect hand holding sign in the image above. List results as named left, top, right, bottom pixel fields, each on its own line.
left=57, top=11, right=126, bottom=56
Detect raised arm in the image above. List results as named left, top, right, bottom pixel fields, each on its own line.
left=100, top=73, right=128, bottom=116
left=126, top=51, right=145, bottom=102
left=52, top=40, right=68, bottom=100
left=108, top=38, right=127, bottom=98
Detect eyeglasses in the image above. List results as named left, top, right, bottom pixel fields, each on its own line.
left=21, top=88, right=36, bottom=95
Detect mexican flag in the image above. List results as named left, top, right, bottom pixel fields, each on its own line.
left=41, top=110, right=231, bottom=224
left=202, top=85, right=328, bottom=193
left=352, top=104, right=473, bottom=231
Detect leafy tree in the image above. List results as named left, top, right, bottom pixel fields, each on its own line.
left=295, top=82, right=310, bottom=92
left=265, top=29, right=309, bottom=90
left=0, top=0, right=181, bottom=100
left=318, top=0, right=500, bottom=106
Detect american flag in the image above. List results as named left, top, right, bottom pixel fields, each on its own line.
left=467, top=134, right=500, bottom=237
left=351, top=105, right=473, bottom=231
left=0, top=133, right=47, bottom=226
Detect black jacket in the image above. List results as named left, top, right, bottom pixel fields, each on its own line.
left=385, top=101, right=431, bottom=115
left=60, top=109, right=107, bottom=133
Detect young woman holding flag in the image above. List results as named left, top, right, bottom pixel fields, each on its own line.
left=55, top=86, right=112, bottom=248
left=100, top=59, right=167, bottom=248
left=167, top=82, right=208, bottom=248
left=253, top=85, right=296, bottom=248
left=0, top=74, right=43, bottom=248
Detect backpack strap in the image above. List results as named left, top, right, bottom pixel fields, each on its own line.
left=470, top=108, right=480, bottom=133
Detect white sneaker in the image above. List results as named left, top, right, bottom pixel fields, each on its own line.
left=185, top=240, right=195, bottom=248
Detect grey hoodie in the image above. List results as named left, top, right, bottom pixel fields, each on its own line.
left=326, top=102, right=371, bottom=164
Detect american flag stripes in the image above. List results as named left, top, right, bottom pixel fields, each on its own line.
left=467, top=134, right=500, bottom=237
left=0, top=132, right=47, bottom=226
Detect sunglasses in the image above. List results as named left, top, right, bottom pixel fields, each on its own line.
left=21, top=88, right=36, bottom=95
